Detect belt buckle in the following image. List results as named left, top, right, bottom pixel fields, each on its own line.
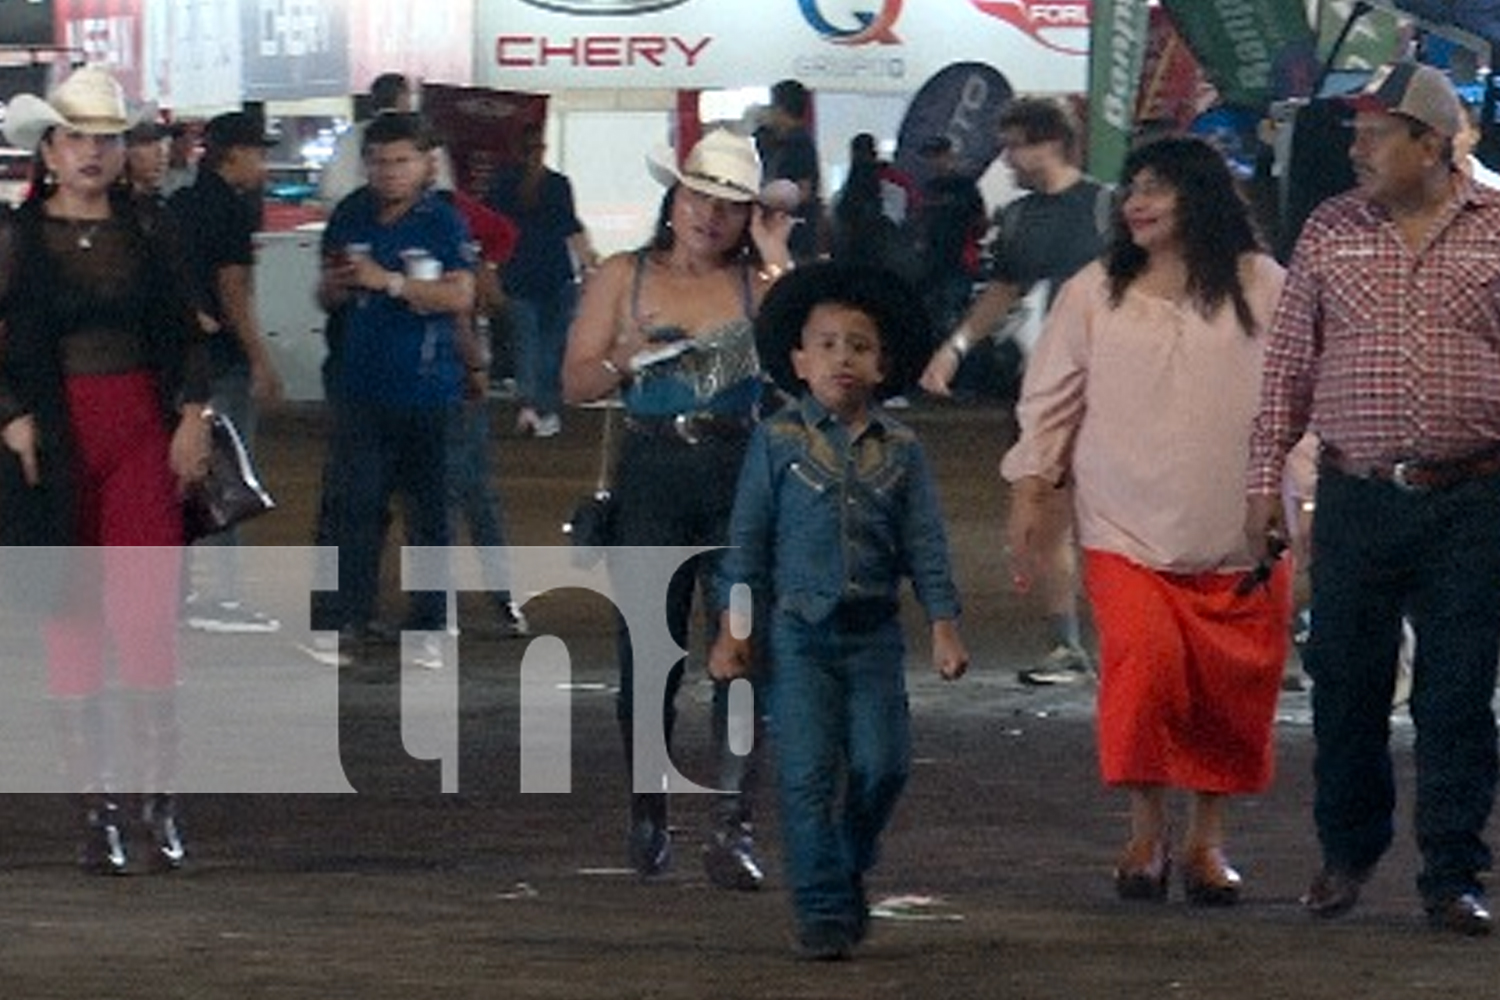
left=1391, top=460, right=1422, bottom=492
left=673, top=413, right=702, bottom=445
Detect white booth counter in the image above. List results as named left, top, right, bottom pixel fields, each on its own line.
left=254, top=227, right=329, bottom=402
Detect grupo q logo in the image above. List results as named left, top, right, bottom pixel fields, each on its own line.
left=518, top=0, right=692, bottom=14
left=970, top=0, right=1091, bottom=55
left=798, top=0, right=904, bottom=46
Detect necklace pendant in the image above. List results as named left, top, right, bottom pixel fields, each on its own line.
left=77, top=233, right=92, bottom=250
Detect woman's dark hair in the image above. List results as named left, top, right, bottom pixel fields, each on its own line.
left=645, top=183, right=759, bottom=266
left=1105, top=136, right=1261, bottom=335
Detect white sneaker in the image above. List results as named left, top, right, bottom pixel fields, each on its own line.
left=533, top=413, right=562, bottom=438
left=408, top=634, right=449, bottom=671
left=1018, top=644, right=1093, bottom=686
left=185, top=600, right=281, bottom=634
left=297, top=632, right=354, bottom=668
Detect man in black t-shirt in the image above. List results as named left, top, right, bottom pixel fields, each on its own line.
left=920, top=98, right=1109, bottom=687
left=167, top=112, right=284, bottom=633
left=757, top=79, right=823, bottom=262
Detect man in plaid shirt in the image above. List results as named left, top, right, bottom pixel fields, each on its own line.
left=1245, top=61, right=1500, bottom=937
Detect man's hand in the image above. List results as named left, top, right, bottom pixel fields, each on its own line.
left=2, top=414, right=39, bottom=486
left=919, top=343, right=961, bottom=396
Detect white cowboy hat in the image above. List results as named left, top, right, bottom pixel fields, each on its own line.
left=646, top=127, right=763, bottom=203
left=3, top=65, right=135, bottom=152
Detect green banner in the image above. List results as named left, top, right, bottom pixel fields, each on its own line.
left=1087, top=0, right=1151, bottom=184
left=1161, top=0, right=1317, bottom=107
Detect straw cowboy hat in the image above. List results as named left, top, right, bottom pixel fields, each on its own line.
left=755, top=261, right=932, bottom=400
left=3, top=65, right=135, bottom=152
left=647, top=128, right=764, bottom=203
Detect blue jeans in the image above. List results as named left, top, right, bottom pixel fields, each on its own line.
left=771, top=611, right=909, bottom=930
left=333, top=402, right=453, bottom=631
left=445, top=400, right=514, bottom=609
left=510, top=282, right=577, bottom=417
left=1308, top=467, right=1500, bottom=902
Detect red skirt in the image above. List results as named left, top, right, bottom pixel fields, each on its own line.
left=1084, top=549, right=1290, bottom=795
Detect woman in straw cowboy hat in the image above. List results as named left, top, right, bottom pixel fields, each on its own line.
left=561, top=127, right=795, bottom=888
left=0, top=65, right=213, bottom=874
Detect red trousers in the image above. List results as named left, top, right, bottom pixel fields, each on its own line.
left=44, top=372, right=182, bottom=697
left=1084, top=549, right=1291, bottom=795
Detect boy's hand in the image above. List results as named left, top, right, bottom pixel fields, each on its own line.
left=931, top=619, right=968, bottom=681
left=708, top=631, right=753, bottom=682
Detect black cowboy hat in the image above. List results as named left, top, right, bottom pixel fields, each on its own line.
left=755, top=261, right=932, bottom=400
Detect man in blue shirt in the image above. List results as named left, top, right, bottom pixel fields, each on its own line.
left=318, top=113, right=482, bottom=659
left=711, top=262, right=968, bottom=960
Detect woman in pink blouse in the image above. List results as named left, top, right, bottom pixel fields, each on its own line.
left=1001, top=137, right=1290, bottom=906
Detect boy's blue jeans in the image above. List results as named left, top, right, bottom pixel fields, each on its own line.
left=770, top=611, right=910, bottom=931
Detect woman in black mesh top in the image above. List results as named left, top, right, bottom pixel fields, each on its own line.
left=0, top=67, right=212, bottom=875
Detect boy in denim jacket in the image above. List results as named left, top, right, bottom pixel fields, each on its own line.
left=710, top=262, right=968, bottom=960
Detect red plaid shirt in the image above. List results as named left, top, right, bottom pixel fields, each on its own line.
left=1247, top=181, right=1500, bottom=493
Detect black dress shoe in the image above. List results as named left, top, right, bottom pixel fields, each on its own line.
left=1426, top=892, right=1494, bottom=937
left=702, top=825, right=763, bottom=891
left=1302, top=868, right=1369, bottom=918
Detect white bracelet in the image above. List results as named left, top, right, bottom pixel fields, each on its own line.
left=759, top=261, right=794, bottom=283
left=948, top=331, right=973, bottom=357
left=386, top=272, right=406, bottom=299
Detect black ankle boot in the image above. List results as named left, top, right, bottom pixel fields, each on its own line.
left=141, top=793, right=185, bottom=872
left=80, top=795, right=128, bottom=876
left=628, top=793, right=671, bottom=876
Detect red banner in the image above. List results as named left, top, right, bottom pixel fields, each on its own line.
left=54, top=0, right=145, bottom=98
left=1137, top=6, right=1210, bottom=131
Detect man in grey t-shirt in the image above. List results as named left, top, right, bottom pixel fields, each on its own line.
left=920, top=98, right=1109, bottom=686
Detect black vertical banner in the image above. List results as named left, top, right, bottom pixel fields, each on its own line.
left=241, top=0, right=350, bottom=101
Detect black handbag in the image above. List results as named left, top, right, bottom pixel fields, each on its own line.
left=183, top=409, right=275, bottom=543
left=563, top=404, right=620, bottom=564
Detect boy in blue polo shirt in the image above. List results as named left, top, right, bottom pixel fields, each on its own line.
left=317, top=113, right=483, bottom=659
left=710, top=262, right=968, bottom=960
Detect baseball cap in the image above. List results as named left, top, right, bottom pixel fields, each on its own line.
left=204, top=111, right=278, bottom=150
left=1344, top=61, right=1464, bottom=139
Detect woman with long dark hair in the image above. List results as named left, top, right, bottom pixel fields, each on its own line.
left=1002, top=137, right=1290, bottom=906
left=562, top=129, right=793, bottom=889
left=0, top=67, right=211, bottom=874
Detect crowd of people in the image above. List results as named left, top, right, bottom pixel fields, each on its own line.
left=3, top=58, right=1500, bottom=961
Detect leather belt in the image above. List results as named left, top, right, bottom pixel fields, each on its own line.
left=1322, top=445, right=1500, bottom=492
left=624, top=413, right=754, bottom=445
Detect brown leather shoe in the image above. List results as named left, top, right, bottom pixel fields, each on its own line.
left=1182, top=846, right=1242, bottom=907
left=1302, top=868, right=1369, bottom=918
left=1426, top=892, right=1494, bottom=937
left=1114, top=840, right=1170, bottom=901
